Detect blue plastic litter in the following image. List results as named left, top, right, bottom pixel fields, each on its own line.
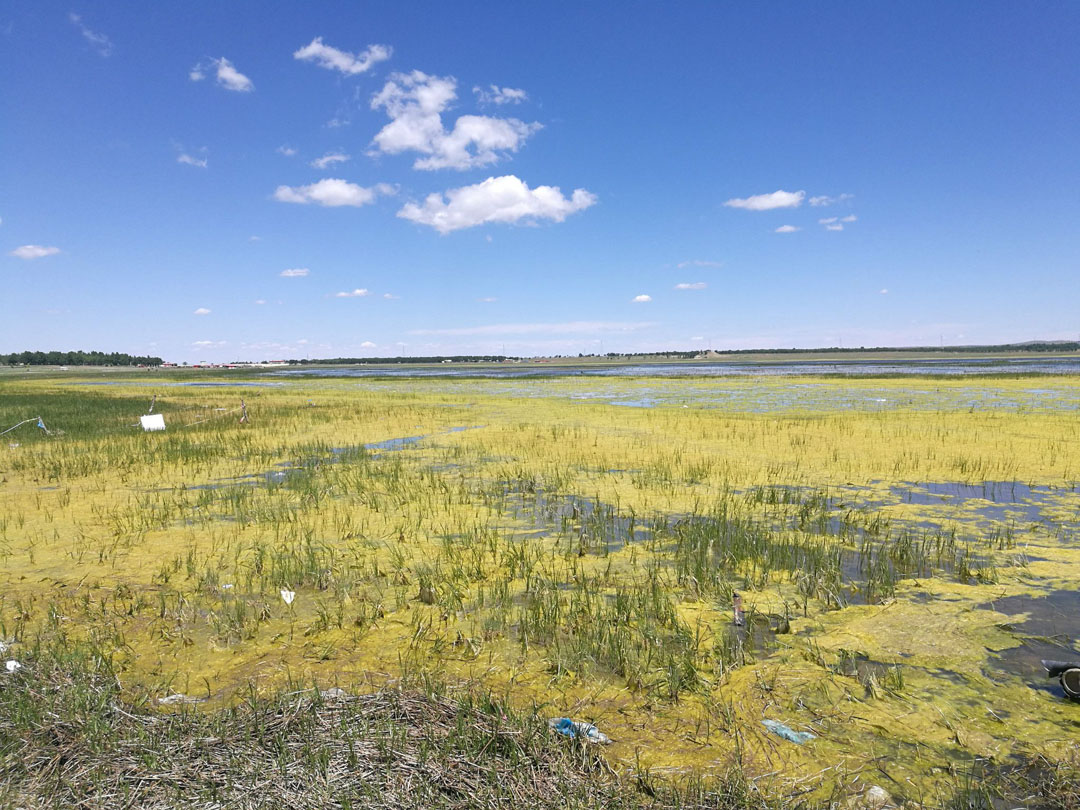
left=762, top=719, right=815, bottom=744
left=548, top=717, right=612, bottom=744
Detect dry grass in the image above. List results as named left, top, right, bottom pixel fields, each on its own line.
left=0, top=644, right=784, bottom=810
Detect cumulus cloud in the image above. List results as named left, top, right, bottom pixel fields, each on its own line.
left=724, top=189, right=805, bottom=211
left=10, top=245, right=60, bottom=259
left=279, top=268, right=309, bottom=277
left=370, top=71, right=541, bottom=170
left=255, top=299, right=267, bottom=305
left=193, top=307, right=211, bottom=315
left=879, top=289, right=889, bottom=295
left=674, top=282, right=706, bottom=290
left=360, top=341, right=377, bottom=348
left=274, top=178, right=393, bottom=207
left=473, top=85, right=527, bottom=105
left=397, top=175, right=596, bottom=234
left=841, top=214, right=858, bottom=223
left=293, top=37, right=391, bottom=75
left=311, top=152, right=350, bottom=169
left=190, top=57, right=254, bottom=92
left=277, top=145, right=297, bottom=157
left=774, top=225, right=800, bottom=233
left=383, top=293, right=399, bottom=299
left=632, top=294, right=652, bottom=303
left=818, top=217, right=837, bottom=224
left=825, top=223, right=844, bottom=231
left=68, top=13, right=112, bottom=56
left=177, top=153, right=207, bottom=168
left=335, top=288, right=370, bottom=298
left=809, top=193, right=854, bottom=207
left=409, top=321, right=657, bottom=337
left=677, top=259, right=723, bottom=269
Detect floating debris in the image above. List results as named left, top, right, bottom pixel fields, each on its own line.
left=1042, top=659, right=1080, bottom=699
left=157, top=693, right=206, bottom=705
left=140, top=414, right=166, bottom=432
left=733, top=592, right=746, bottom=626
left=762, top=719, right=815, bottom=744
left=548, top=717, right=611, bottom=744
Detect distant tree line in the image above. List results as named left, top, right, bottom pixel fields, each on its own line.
left=1, top=350, right=163, bottom=366
left=578, top=342, right=1080, bottom=359
left=286, top=355, right=516, bottom=365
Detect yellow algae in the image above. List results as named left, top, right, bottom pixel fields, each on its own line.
left=1, top=371, right=1079, bottom=803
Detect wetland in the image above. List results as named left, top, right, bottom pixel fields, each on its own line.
left=2, top=368, right=1079, bottom=807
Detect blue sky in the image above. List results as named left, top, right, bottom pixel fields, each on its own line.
left=3, top=2, right=1079, bottom=361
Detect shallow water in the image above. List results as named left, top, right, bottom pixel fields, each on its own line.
left=274, top=357, right=1080, bottom=379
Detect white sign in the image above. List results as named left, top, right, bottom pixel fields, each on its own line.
left=140, top=414, right=166, bottom=431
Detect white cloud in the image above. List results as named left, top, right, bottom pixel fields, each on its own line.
left=68, top=13, right=112, bottom=57
left=409, top=321, right=657, bottom=337
left=690, top=336, right=705, bottom=342
left=818, top=217, right=837, bottom=224
left=478, top=296, right=497, bottom=303
left=279, top=268, right=309, bottom=277
left=311, top=152, right=350, bottom=169
left=255, top=299, right=267, bottom=305
left=370, top=71, right=541, bottom=170
left=724, top=190, right=804, bottom=211
left=10, top=245, right=60, bottom=259
left=274, top=178, right=393, bottom=207
left=190, top=58, right=254, bottom=92
left=674, top=282, right=706, bottom=290
left=879, top=289, right=889, bottom=295
left=383, top=292, right=399, bottom=299
left=473, top=85, right=528, bottom=105
left=809, top=193, right=854, bottom=207
left=249, top=235, right=261, bottom=241
left=276, top=146, right=297, bottom=157
left=360, top=341, right=377, bottom=348
left=293, top=37, right=391, bottom=75
left=335, top=288, right=370, bottom=298
left=825, top=223, right=844, bottom=231
left=841, top=214, right=858, bottom=223
left=677, top=259, right=723, bottom=269
left=177, top=153, right=207, bottom=168
left=774, top=225, right=800, bottom=233
left=632, top=294, right=652, bottom=303
left=398, top=175, right=596, bottom=234
left=193, top=307, right=211, bottom=315
left=192, top=340, right=227, bottom=348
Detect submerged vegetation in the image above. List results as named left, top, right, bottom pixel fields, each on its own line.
left=1, top=371, right=1079, bottom=807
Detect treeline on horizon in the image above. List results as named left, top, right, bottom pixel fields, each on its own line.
left=1, top=350, right=163, bottom=366
left=289, top=341, right=1080, bottom=364
left=285, top=355, right=515, bottom=365
left=611, top=341, right=1080, bottom=359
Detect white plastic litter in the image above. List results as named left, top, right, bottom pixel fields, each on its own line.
left=281, top=589, right=295, bottom=605
left=140, top=414, right=166, bottom=432
left=5, top=660, right=21, bottom=673
left=157, top=693, right=205, bottom=705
